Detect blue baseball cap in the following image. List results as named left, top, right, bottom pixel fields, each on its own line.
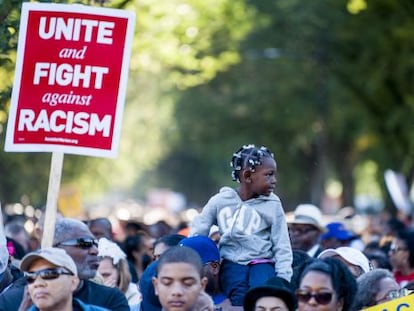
left=321, top=222, right=356, bottom=241
left=179, top=235, right=220, bottom=264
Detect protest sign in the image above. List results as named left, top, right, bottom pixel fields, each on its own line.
left=363, top=294, right=414, bottom=311
left=5, top=2, right=135, bottom=158
left=385, top=169, right=412, bottom=216
left=4, top=3, right=135, bottom=247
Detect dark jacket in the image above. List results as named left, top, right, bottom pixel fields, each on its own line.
left=0, top=265, right=22, bottom=294
left=139, top=261, right=162, bottom=311
left=28, top=298, right=110, bottom=311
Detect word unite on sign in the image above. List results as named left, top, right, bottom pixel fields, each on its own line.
left=39, top=17, right=114, bottom=44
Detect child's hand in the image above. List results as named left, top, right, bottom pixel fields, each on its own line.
left=103, top=277, right=117, bottom=288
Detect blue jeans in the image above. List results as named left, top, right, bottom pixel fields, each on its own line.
left=220, top=259, right=275, bottom=306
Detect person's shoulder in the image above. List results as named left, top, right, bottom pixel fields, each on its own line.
left=125, top=283, right=141, bottom=304
left=0, top=276, right=25, bottom=299
left=263, top=193, right=281, bottom=203
left=139, top=261, right=162, bottom=309
left=77, top=280, right=129, bottom=310
left=141, top=260, right=158, bottom=279
left=252, top=193, right=282, bottom=208
left=6, top=275, right=26, bottom=288
left=139, top=260, right=158, bottom=292
left=0, top=276, right=27, bottom=311
left=209, top=187, right=238, bottom=201
left=82, top=279, right=125, bottom=296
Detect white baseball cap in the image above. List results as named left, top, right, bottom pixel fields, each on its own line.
left=20, top=247, right=77, bottom=275
left=318, top=246, right=371, bottom=273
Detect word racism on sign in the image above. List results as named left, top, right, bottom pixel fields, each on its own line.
left=364, top=294, right=414, bottom=311
left=5, top=3, right=135, bottom=158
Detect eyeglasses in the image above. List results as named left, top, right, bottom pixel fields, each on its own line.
left=389, top=246, right=408, bottom=254
left=289, top=227, right=317, bottom=235
left=55, top=238, right=98, bottom=249
left=25, top=268, right=73, bottom=284
left=376, top=288, right=410, bottom=304
left=295, top=289, right=333, bottom=305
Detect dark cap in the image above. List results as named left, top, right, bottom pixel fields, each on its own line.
left=243, top=277, right=296, bottom=311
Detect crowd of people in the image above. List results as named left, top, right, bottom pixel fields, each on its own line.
left=0, top=144, right=413, bottom=311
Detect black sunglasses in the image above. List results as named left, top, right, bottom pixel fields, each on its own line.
left=55, top=238, right=98, bottom=249
left=25, top=268, right=73, bottom=284
left=288, top=226, right=318, bottom=235
left=295, top=289, right=333, bottom=305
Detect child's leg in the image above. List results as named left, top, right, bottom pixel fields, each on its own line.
left=219, top=259, right=248, bottom=306
left=248, top=262, right=275, bottom=287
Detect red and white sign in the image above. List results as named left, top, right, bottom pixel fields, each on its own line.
left=5, top=3, right=135, bottom=158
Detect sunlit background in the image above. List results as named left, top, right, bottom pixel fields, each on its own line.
left=1, top=0, right=413, bottom=239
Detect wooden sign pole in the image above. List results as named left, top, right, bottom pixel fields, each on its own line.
left=41, top=152, right=64, bottom=248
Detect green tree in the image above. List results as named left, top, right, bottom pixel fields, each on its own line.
left=150, top=0, right=414, bottom=211
left=332, top=0, right=414, bottom=186
left=0, top=0, right=256, bottom=206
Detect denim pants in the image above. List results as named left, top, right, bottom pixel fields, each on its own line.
left=220, top=259, right=275, bottom=306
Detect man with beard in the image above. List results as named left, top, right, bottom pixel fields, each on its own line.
left=0, top=218, right=129, bottom=311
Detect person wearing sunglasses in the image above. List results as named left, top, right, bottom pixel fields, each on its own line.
left=389, top=228, right=414, bottom=288
left=295, top=257, right=357, bottom=311
left=351, top=268, right=404, bottom=310
left=20, top=247, right=109, bottom=311
left=0, top=218, right=129, bottom=311
left=288, top=204, right=325, bottom=258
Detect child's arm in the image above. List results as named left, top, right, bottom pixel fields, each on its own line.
left=271, top=205, right=293, bottom=282
left=189, top=197, right=218, bottom=236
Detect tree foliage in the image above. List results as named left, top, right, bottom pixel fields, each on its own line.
left=148, top=0, right=414, bottom=210
left=332, top=0, right=414, bottom=182
left=0, top=0, right=255, bottom=206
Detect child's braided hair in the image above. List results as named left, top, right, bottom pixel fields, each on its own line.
left=230, top=144, right=274, bottom=182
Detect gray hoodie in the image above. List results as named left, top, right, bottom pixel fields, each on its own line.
left=189, top=187, right=292, bottom=282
